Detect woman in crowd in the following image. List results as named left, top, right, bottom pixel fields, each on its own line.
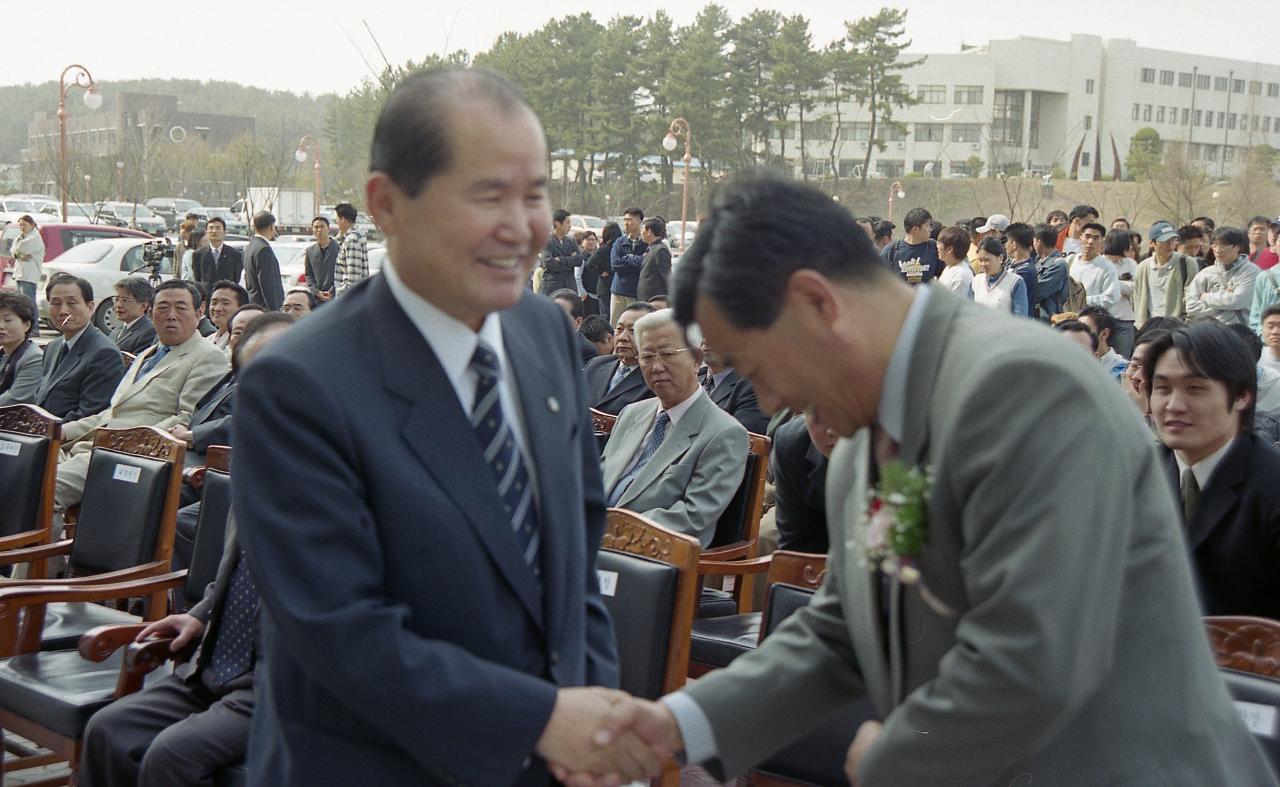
left=0, top=291, right=43, bottom=406
left=935, top=225, right=974, bottom=298
left=10, top=215, right=45, bottom=306
left=971, top=237, right=1028, bottom=315
left=588, top=221, right=622, bottom=324
left=1104, top=228, right=1139, bottom=357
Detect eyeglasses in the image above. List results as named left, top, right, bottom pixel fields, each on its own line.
left=637, top=348, right=692, bottom=367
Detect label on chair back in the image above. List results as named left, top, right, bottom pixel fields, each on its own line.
left=1234, top=700, right=1278, bottom=738
left=597, top=570, right=618, bottom=597
left=0, top=440, right=19, bottom=457
left=113, top=464, right=142, bottom=484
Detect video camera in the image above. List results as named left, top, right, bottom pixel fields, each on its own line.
left=141, top=237, right=175, bottom=264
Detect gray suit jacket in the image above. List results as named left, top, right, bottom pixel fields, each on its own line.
left=600, top=392, right=747, bottom=547
left=635, top=242, right=671, bottom=303
left=682, top=286, right=1275, bottom=785
left=33, top=326, right=125, bottom=421
left=0, top=341, right=44, bottom=406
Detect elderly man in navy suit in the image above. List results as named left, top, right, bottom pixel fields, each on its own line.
left=233, top=67, right=646, bottom=786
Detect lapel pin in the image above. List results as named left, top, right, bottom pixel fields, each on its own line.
left=547, top=396, right=560, bottom=413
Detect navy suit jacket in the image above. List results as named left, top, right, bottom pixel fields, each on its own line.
left=771, top=415, right=829, bottom=554
left=584, top=354, right=654, bottom=415
left=243, top=237, right=284, bottom=310
left=111, top=315, right=157, bottom=355
left=32, top=326, right=125, bottom=421
left=706, top=369, right=769, bottom=435
left=234, top=275, right=618, bottom=786
left=193, top=244, right=244, bottom=289
left=187, top=372, right=235, bottom=466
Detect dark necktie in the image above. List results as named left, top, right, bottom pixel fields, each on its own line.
left=137, top=345, right=170, bottom=378
left=54, top=341, right=70, bottom=370
left=702, top=373, right=717, bottom=394
left=470, top=341, right=542, bottom=587
left=607, top=362, right=631, bottom=393
left=608, top=411, right=671, bottom=506
left=207, top=550, right=258, bottom=687
left=1180, top=468, right=1201, bottom=524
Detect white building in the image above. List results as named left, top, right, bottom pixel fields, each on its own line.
left=767, top=34, right=1280, bottom=181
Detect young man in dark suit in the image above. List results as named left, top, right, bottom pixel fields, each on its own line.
left=583, top=301, right=656, bottom=415
left=233, top=67, right=641, bottom=786
left=193, top=217, right=243, bottom=289
left=32, top=274, right=125, bottom=420
left=242, top=212, right=283, bottom=311
left=110, top=277, right=157, bottom=354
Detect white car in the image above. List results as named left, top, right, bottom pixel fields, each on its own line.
left=93, top=202, right=168, bottom=235
left=569, top=215, right=607, bottom=234
left=39, top=237, right=178, bottom=331
left=0, top=197, right=40, bottom=228
left=278, top=243, right=386, bottom=289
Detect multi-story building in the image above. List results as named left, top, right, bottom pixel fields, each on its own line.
left=768, top=34, right=1280, bottom=181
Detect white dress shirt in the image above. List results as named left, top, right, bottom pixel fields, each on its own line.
left=1173, top=437, right=1235, bottom=493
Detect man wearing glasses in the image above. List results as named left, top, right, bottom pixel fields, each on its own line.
left=599, top=308, right=747, bottom=547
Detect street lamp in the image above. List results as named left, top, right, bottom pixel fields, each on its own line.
left=662, top=118, right=693, bottom=251
left=58, top=63, right=103, bottom=222
left=887, top=181, right=906, bottom=220
left=295, top=135, right=323, bottom=218
left=115, top=160, right=124, bottom=202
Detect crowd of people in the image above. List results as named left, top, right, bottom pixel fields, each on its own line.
left=1, top=62, right=1278, bottom=786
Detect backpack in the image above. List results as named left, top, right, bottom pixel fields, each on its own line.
left=1061, top=254, right=1088, bottom=314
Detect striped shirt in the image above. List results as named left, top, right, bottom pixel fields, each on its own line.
left=335, top=227, right=369, bottom=295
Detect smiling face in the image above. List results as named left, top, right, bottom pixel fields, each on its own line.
left=978, top=248, right=1004, bottom=277
left=151, top=286, right=199, bottom=346
left=367, top=99, right=549, bottom=331
left=1150, top=348, right=1248, bottom=465
left=208, top=288, right=239, bottom=331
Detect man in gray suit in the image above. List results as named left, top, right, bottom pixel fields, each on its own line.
left=600, top=309, right=746, bottom=547
left=110, top=278, right=158, bottom=355
left=33, top=275, right=126, bottom=420
left=578, top=176, right=1276, bottom=786
left=635, top=218, right=671, bottom=303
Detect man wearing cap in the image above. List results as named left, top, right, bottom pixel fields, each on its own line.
left=1249, top=218, right=1280, bottom=334
left=1135, top=221, right=1199, bottom=327
left=967, top=214, right=1009, bottom=275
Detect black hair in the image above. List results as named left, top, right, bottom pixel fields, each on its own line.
left=617, top=301, right=656, bottom=322
left=1248, top=215, right=1272, bottom=229
left=253, top=211, right=276, bottom=232
left=928, top=220, right=943, bottom=240
left=903, top=207, right=932, bottom=232
left=231, top=312, right=295, bottom=373
left=1069, top=204, right=1099, bottom=221
left=1138, top=316, right=1184, bottom=338
left=1045, top=209, right=1068, bottom=224
left=549, top=288, right=583, bottom=319
left=977, top=237, right=1006, bottom=258
left=553, top=209, right=571, bottom=225
left=579, top=314, right=613, bottom=343
left=334, top=203, right=358, bottom=223
left=1133, top=327, right=1170, bottom=351
left=230, top=303, right=267, bottom=327
left=1227, top=323, right=1263, bottom=359
left=1033, top=223, right=1058, bottom=248
left=113, top=277, right=154, bottom=307
left=937, top=226, right=970, bottom=260
left=1192, top=216, right=1216, bottom=230
left=1078, top=305, right=1117, bottom=343
left=1103, top=228, right=1132, bottom=257
left=1261, top=304, right=1280, bottom=324
left=17, top=214, right=36, bottom=227
left=672, top=175, right=891, bottom=330
left=600, top=221, right=622, bottom=250
left=209, top=280, right=249, bottom=309
left=312, top=215, right=330, bottom=227
left=206, top=216, right=226, bottom=230
left=0, top=291, right=35, bottom=327
left=1080, top=222, right=1107, bottom=238
left=154, top=279, right=202, bottom=309
left=873, top=220, right=895, bottom=242
left=1005, top=222, right=1034, bottom=250
left=642, top=217, right=666, bottom=239
left=284, top=287, right=318, bottom=310
left=1212, top=226, right=1248, bottom=251
left=370, top=67, right=530, bottom=199
left=1055, top=319, right=1098, bottom=352
left=1178, top=224, right=1204, bottom=241
left=45, top=273, right=93, bottom=302
left=624, top=207, right=645, bottom=220
left=1143, top=320, right=1256, bottom=432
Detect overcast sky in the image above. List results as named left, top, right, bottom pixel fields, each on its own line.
left=7, top=0, right=1273, bottom=96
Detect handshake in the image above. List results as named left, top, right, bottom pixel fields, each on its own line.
left=534, top=687, right=682, bottom=786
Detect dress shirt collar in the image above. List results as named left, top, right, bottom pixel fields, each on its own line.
left=63, top=324, right=91, bottom=350
left=659, top=387, right=703, bottom=430
left=709, top=368, right=733, bottom=391
left=876, top=285, right=932, bottom=445
left=1174, top=436, right=1236, bottom=491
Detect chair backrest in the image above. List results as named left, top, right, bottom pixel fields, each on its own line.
left=599, top=508, right=699, bottom=700
left=760, top=552, right=827, bottom=639
left=708, top=432, right=770, bottom=549
left=184, top=446, right=233, bottom=604
left=1205, top=617, right=1280, bottom=678
left=590, top=407, right=617, bottom=453
left=0, top=404, right=60, bottom=540
left=68, top=426, right=185, bottom=577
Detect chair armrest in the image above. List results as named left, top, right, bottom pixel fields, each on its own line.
left=698, top=556, right=773, bottom=577
left=79, top=624, right=149, bottom=662
left=183, top=465, right=207, bottom=490
left=0, top=530, right=50, bottom=552
left=0, top=561, right=169, bottom=588
left=0, top=539, right=73, bottom=567
left=702, top=541, right=753, bottom=561
left=125, top=635, right=196, bottom=673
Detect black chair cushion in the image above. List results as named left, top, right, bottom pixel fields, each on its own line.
left=70, top=449, right=171, bottom=575
left=0, top=649, right=124, bottom=737
left=690, top=612, right=760, bottom=668
left=185, top=469, right=232, bottom=604
left=40, top=601, right=139, bottom=652
left=214, top=762, right=248, bottom=787
left=697, top=587, right=738, bottom=619
left=754, top=697, right=878, bottom=786
left=1222, top=669, right=1280, bottom=773
left=709, top=452, right=759, bottom=549
left=764, top=584, right=816, bottom=636
left=597, top=550, right=677, bottom=701
left=0, top=432, right=49, bottom=538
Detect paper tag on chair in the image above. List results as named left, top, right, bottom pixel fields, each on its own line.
left=0, top=440, right=20, bottom=457
left=113, top=464, right=141, bottom=484
left=1235, top=700, right=1278, bottom=738
left=597, top=570, right=618, bottom=597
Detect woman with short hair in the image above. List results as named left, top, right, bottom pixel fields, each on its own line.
left=0, top=291, right=44, bottom=406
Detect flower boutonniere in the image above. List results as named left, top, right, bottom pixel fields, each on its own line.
left=860, top=461, right=932, bottom=584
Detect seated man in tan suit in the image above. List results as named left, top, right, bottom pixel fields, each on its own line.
left=600, top=309, right=747, bottom=547
left=55, top=280, right=229, bottom=508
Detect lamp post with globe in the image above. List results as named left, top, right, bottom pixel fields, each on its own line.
left=58, top=64, right=103, bottom=222
left=887, top=181, right=906, bottom=221
left=662, top=118, right=693, bottom=251
left=295, top=135, right=323, bottom=218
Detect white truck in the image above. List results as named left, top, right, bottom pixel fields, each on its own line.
left=231, top=188, right=315, bottom=235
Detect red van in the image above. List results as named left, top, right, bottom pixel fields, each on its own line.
left=0, top=222, right=152, bottom=289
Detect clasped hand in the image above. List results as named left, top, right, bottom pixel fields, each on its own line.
left=536, top=687, right=682, bottom=787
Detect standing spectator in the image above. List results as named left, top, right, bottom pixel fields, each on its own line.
left=609, top=207, right=647, bottom=318
left=243, top=212, right=284, bottom=311
left=1249, top=222, right=1280, bottom=333
left=971, top=237, right=1028, bottom=315
left=1078, top=305, right=1129, bottom=379
left=1260, top=304, right=1280, bottom=371
left=588, top=222, right=621, bottom=324
left=1111, top=217, right=1131, bottom=231
left=1057, top=204, right=1099, bottom=254
left=1102, top=229, right=1138, bottom=357
left=304, top=216, right=339, bottom=302
left=1135, top=221, right=1198, bottom=327
left=1178, top=224, right=1210, bottom=268
left=871, top=219, right=895, bottom=251
left=539, top=209, right=582, bottom=295
left=333, top=202, right=369, bottom=296
left=881, top=207, right=941, bottom=285
left=10, top=215, right=44, bottom=305
left=576, top=231, right=601, bottom=316
left=0, top=291, right=43, bottom=406
left=193, top=217, right=243, bottom=289
left=1247, top=215, right=1278, bottom=269
left=1044, top=209, right=1068, bottom=232
left=1186, top=226, right=1260, bottom=326
left=1033, top=224, right=1069, bottom=321
left=636, top=217, right=671, bottom=302
left=579, top=314, right=614, bottom=357
left=1004, top=222, right=1038, bottom=316
left=935, top=225, right=974, bottom=298
left=109, top=278, right=158, bottom=354
left=1069, top=223, right=1120, bottom=311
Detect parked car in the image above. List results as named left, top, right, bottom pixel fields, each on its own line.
left=0, top=222, right=152, bottom=290
left=232, top=240, right=311, bottom=291
left=37, top=237, right=177, bottom=330
left=0, top=197, right=40, bottom=228
left=146, top=198, right=208, bottom=231
left=665, top=220, right=698, bottom=253
left=569, top=215, right=607, bottom=234
left=204, top=207, right=250, bottom=236
left=279, top=242, right=385, bottom=289
left=38, top=202, right=98, bottom=223
left=93, top=202, right=168, bottom=235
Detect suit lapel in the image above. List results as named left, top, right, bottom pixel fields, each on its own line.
left=710, top=371, right=736, bottom=408
left=899, top=287, right=962, bottom=467
left=601, top=399, right=655, bottom=490
left=617, top=394, right=704, bottom=507
left=599, top=363, right=644, bottom=409
left=369, top=279, right=544, bottom=631
left=116, top=337, right=191, bottom=405
left=192, top=373, right=235, bottom=424
left=1187, top=437, right=1249, bottom=550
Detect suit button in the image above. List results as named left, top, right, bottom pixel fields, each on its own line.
left=522, top=756, right=532, bottom=769
left=549, top=650, right=560, bottom=664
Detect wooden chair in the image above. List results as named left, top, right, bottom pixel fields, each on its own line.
left=0, top=405, right=62, bottom=561
left=688, top=552, right=826, bottom=678
left=599, top=508, right=699, bottom=787
left=590, top=407, right=617, bottom=453
left=1205, top=617, right=1280, bottom=775
left=698, top=431, right=771, bottom=616
left=181, top=446, right=233, bottom=608
left=0, top=426, right=186, bottom=655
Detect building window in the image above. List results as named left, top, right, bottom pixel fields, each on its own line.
left=916, top=84, right=946, bottom=104
left=1249, top=80, right=1263, bottom=95
left=1267, top=117, right=1273, bottom=133
left=1197, top=74, right=1211, bottom=90
left=1081, top=151, right=1092, bottom=167
left=769, top=123, right=795, bottom=140
left=1182, top=108, right=1190, bottom=125
left=1188, top=143, right=1201, bottom=158
left=1232, top=79, right=1245, bottom=94
left=914, top=123, right=944, bottom=142
left=802, top=159, right=829, bottom=177
left=991, top=90, right=1024, bottom=147
left=951, top=123, right=982, bottom=143
left=1156, top=107, right=1165, bottom=123
left=1085, top=79, right=1095, bottom=95
left=1029, top=92, right=1042, bottom=149
left=1179, top=72, right=1193, bottom=87
left=838, top=159, right=862, bottom=177
left=1204, top=111, right=1213, bottom=128
left=1143, top=104, right=1152, bottom=121
left=1132, top=103, right=1140, bottom=121
left=954, top=85, right=983, bottom=104
left=1224, top=146, right=1235, bottom=162
left=840, top=122, right=870, bottom=142
left=1084, top=115, right=1093, bottom=131
left=1270, top=83, right=1280, bottom=98
left=1160, top=70, right=1175, bottom=86
left=877, top=123, right=907, bottom=142
left=1170, top=106, right=1178, bottom=122
left=1140, top=68, right=1156, bottom=84
left=876, top=159, right=904, bottom=178
left=912, top=160, right=941, bottom=176
left=1217, top=111, right=1225, bottom=128
left=1205, top=145, right=1218, bottom=162
left=802, top=121, right=832, bottom=139
left=1228, top=113, right=1236, bottom=130
left=1214, top=76, right=1228, bottom=91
